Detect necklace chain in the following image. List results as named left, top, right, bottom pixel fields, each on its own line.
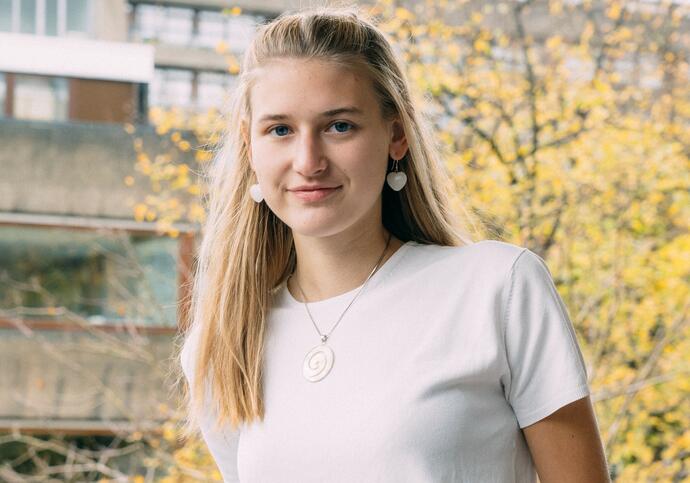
left=289, top=233, right=393, bottom=343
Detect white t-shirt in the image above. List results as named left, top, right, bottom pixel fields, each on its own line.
left=181, top=239, right=591, bottom=482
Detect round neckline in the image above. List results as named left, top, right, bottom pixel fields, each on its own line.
left=282, top=240, right=414, bottom=308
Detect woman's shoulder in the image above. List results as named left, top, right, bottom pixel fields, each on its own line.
left=393, top=239, right=531, bottom=302
left=406, top=238, right=527, bottom=271
left=406, top=241, right=565, bottom=305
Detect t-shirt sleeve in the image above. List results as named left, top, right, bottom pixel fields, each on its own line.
left=181, top=326, right=241, bottom=482
left=500, top=248, right=590, bottom=429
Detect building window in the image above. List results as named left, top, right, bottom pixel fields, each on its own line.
left=13, top=74, right=68, bottom=121
left=149, top=68, right=194, bottom=109
left=197, top=10, right=260, bottom=52
left=0, top=225, right=181, bottom=327
left=196, top=9, right=225, bottom=49
left=20, top=0, right=37, bottom=34
left=0, top=0, right=11, bottom=32
left=225, top=13, right=260, bottom=52
left=44, top=0, right=58, bottom=36
left=132, top=4, right=193, bottom=45
left=149, top=67, right=237, bottom=112
left=0, top=0, right=91, bottom=37
left=0, top=73, right=6, bottom=117
left=65, top=0, right=89, bottom=36
left=131, top=3, right=160, bottom=42
left=159, top=6, right=194, bottom=45
left=130, top=3, right=264, bottom=51
left=197, top=71, right=236, bottom=110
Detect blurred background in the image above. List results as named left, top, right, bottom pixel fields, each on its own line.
left=0, top=0, right=688, bottom=481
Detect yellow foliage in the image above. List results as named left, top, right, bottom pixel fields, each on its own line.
left=145, top=209, right=157, bottom=222
left=606, top=2, right=622, bottom=20
left=195, top=150, right=213, bottom=163
left=546, top=35, right=562, bottom=51
left=549, top=1, right=563, bottom=15
left=133, top=204, right=147, bottom=222
left=227, top=57, right=240, bottom=75
left=395, top=7, right=414, bottom=21
left=215, top=40, right=228, bottom=54
left=473, top=38, right=490, bottom=54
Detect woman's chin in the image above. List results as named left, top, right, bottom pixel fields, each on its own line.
left=286, top=217, right=352, bottom=240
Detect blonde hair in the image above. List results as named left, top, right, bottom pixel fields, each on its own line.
left=175, top=5, right=478, bottom=439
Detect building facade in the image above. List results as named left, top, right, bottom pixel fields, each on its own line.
left=0, top=0, right=300, bottom=441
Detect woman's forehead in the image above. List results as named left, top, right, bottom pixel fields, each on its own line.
left=248, top=58, right=379, bottom=122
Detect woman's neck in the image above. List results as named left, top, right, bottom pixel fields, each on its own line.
left=288, top=229, right=403, bottom=303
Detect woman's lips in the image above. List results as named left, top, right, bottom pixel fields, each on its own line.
left=290, top=187, right=341, bottom=202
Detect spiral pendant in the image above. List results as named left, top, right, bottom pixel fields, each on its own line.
left=303, top=343, right=334, bottom=382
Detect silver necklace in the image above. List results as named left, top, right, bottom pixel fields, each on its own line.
left=289, top=233, right=393, bottom=382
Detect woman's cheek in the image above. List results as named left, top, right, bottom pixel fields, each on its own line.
left=251, top=146, right=278, bottom=180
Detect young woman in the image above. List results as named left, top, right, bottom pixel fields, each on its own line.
left=178, top=6, right=610, bottom=482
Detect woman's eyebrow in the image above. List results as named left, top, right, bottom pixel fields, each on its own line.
left=257, top=106, right=365, bottom=123
left=320, top=106, right=364, bottom=117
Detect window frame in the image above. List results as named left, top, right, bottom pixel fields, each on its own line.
left=128, top=1, right=267, bottom=51
left=12, top=73, right=69, bottom=121
left=0, top=218, right=197, bottom=334
left=149, top=66, right=239, bottom=112
left=5, top=0, right=92, bottom=37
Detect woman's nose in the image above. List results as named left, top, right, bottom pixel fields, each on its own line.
left=292, top=131, right=327, bottom=176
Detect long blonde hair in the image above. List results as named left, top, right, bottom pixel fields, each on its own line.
left=176, top=5, right=479, bottom=439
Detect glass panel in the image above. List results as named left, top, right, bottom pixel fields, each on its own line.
left=196, top=10, right=225, bottom=49
left=133, top=4, right=162, bottom=42
left=158, top=6, right=193, bottom=45
left=130, top=237, right=179, bottom=325
left=195, top=11, right=263, bottom=52
left=66, top=0, right=89, bottom=36
left=0, top=226, right=180, bottom=327
left=226, top=14, right=261, bottom=52
left=54, top=77, right=68, bottom=119
left=149, top=68, right=194, bottom=109
left=20, top=0, right=37, bottom=34
left=45, top=0, right=58, bottom=36
left=0, top=73, right=5, bottom=117
left=13, top=75, right=69, bottom=121
left=0, top=0, right=12, bottom=32
left=197, top=71, right=235, bottom=110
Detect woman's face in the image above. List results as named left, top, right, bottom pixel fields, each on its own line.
left=246, top=58, right=407, bottom=239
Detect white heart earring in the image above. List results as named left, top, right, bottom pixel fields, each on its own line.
left=249, top=183, right=264, bottom=203
left=386, top=156, right=407, bottom=191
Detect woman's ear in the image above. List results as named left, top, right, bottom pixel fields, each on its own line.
left=388, top=118, right=409, bottom=160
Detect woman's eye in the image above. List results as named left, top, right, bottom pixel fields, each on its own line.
left=330, top=121, right=353, bottom=133
left=269, top=125, right=291, bottom=137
